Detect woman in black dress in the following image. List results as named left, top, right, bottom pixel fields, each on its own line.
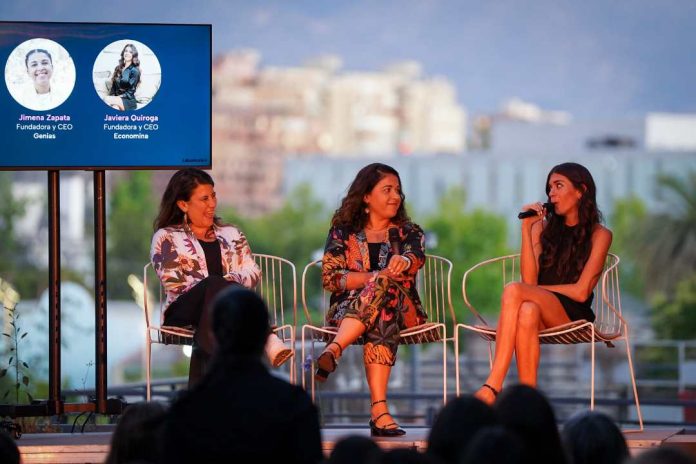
left=475, top=162, right=612, bottom=404
left=104, top=43, right=141, bottom=111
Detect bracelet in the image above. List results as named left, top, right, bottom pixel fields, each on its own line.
left=401, top=255, right=411, bottom=267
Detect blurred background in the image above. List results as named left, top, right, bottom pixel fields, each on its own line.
left=1, top=0, right=695, bottom=428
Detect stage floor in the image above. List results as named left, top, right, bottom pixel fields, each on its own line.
left=16, top=427, right=694, bottom=463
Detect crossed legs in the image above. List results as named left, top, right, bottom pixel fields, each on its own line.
left=475, top=282, right=571, bottom=404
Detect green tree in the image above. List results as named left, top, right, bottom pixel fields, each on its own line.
left=608, top=196, right=647, bottom=296
left=651, top=274, right=696, bottom=340
left=629, top=172, right=696, bottom=296
left=421, top=187, right=511, bottom=322
left=0, top=173, right=44, bottom=298
left=107, top=171, right=157, bottom=299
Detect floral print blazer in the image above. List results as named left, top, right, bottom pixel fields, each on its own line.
left=150, top=224, right=260, bottom=313
left=321, top=222, right=427, bottom=327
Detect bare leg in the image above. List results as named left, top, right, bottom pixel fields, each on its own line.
left=515, top=301, right=542, bottom=386
left=327, top=317, right=365, bottom=357
left=365, top=362, right=399, bottom=429
left=104, top=95, right=125, bottom=111
left=475, top=283, right=570, bottom=404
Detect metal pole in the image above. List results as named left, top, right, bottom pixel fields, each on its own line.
left=94, top=171, right=108, bottom=413
left=47, top=171, right=62, bottom=415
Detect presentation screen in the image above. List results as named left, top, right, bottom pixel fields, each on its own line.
left=0, top=21, right=211, bottom=170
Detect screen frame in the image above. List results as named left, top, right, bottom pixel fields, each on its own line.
left=0, top=20, right=212, bottom=171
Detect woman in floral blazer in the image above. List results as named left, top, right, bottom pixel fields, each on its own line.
left=150, top=168, right=260, bottom=386
left=316, top=163, right=426, bottom=437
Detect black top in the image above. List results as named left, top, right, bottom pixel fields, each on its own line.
left=199, top=239, right=223, bottom=277
left=367, top=242, right=382, bottom=272
left=109, top=65, right=140, bottom=101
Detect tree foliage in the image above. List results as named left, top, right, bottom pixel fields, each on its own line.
left=421, top=187, right=511, bottom=323
left=107, top=171, right=157, bottom=299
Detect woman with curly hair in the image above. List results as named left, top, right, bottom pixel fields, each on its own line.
left=475, top=162, right=612, bottom=404
left=318, top=163, right=427, bottom=436
left=103, top=43, right=141, bottom=111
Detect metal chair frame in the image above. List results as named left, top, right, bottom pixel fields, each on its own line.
left=301, top=254, right=456, bottom=404
left=454, top=252, right=644, bottom=431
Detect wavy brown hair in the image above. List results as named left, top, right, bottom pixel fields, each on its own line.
left=331, top=163, right=410, bottom=231
left=153, top=168, right=222, bottom=231
left=539, top=162, right=602, bottom=283
left=110, top=43, right=141, bottom=93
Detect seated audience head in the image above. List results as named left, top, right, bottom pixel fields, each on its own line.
left=105, top=401, right=167, bottom=464
left=495, top=384, right=567, bottom=464
left=628, top=447, right=696, bottom=464
left=0, top=431, right=19, bottom=464
left=427, top=395, right=498, bottom=463
left=561, top=410, right=628, bottom=464
left=211, top=286, right=270, bottom=356
left=460, top=425, right=526, bottom=464
left=328, top=435, right=383, bottom=464
left=381, top=448, right=435, bottom=464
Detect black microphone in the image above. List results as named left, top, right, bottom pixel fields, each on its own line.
left=518, top=202, right=553, bottom=219
left=388, top=227, right=401, bottom=255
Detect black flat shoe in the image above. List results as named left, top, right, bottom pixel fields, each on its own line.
left=314, top=341, right=342, bottom=383
left=369, top=400, right=405, bottom=437
left=369, top=416, right=406, bottom=437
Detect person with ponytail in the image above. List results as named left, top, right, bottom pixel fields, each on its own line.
left=475, top=162, right=612, bottom=404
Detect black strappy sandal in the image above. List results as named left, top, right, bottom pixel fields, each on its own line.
left=481, top=383, right=499, bottom=398
left=369, top=399, right=406, bottom=437
left=315, top=341, right=342, bottom=383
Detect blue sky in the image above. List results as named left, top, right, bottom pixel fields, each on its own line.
left=2, top=0, right=695, bottom=117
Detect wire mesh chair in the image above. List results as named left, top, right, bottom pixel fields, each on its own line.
left=252, top=253, right=298, bottom=384
left=454, top=252, right=643, bottom=431
left=301, top=254, right=455, bottom=403
left=142, top=262, right=195, bottom=401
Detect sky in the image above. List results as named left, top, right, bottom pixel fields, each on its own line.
left=2, top=0, right=696, bottom=118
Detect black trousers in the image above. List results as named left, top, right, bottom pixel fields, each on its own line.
left=163, top=276, right=239, bottom=385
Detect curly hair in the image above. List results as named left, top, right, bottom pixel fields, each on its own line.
left=331, top=163, right=410, bottom=231
left=539, top=162, right=602, bottom=283
left=153, top=168, right=222, bottom=231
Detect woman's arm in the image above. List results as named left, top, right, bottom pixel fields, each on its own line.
left=150, top=229, right=201, bottom=298
left=321, top=227, right=374, bottom=292
left=400, top=223, right=426, bottom=276
left=222, top=227, right=261, bottom=289
left=539, top=226, right=613, bottom=302
left=520, top=203, right=545, bottom=284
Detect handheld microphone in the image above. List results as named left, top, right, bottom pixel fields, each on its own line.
left=388, top=227, right=401, bottom=255
left=518, top=203, right=553, bottom=219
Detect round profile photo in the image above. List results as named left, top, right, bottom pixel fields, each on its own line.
left=4, top=38, right=76, bottom=111
left=93, top=39, right=161, bottom=111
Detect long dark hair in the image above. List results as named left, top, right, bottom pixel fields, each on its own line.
left=153, top=168, right=220, bottom=231
left=110, top=43, right=141, bottom=91
left=539, top=162, right=602, bottom=283
left=331, top=163, right=410, bottom=230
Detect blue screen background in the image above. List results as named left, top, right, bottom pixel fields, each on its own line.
left=0, top=22, right=211, bottom=169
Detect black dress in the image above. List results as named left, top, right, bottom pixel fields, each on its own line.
left=537, top=237, right=596, bottom=322
left=109, top=65, right=140, bottom=110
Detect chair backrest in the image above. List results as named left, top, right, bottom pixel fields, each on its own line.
left=301, top=254, right=454, bottom=327
left=142, top=262, right=163, bottom=329
left=462, top=253, right=624, bottom=333
left=416, top=255, right=456, bottom=326
left=252, top=253, right=297, bottom=337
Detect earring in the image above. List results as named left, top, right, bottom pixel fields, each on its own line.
left=183, top=212, right=189, bottom=224
left=364, top=207, right=370, bottom=214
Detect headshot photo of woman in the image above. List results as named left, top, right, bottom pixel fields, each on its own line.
left=93, top=39, right=161, bottom=111
left=4, top=38, right=75, bottom=111
left=318, top=162, right=427, bottom=437
left=474, top=162, right=612, bottom=405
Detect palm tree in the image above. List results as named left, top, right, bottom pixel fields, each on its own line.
left=630, top=171, right=696, bottom=295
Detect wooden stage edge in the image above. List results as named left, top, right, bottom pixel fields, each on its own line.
left=16, top=427, right=696, bottom=464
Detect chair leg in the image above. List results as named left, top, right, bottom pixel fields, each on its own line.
left=623, top=333, right=644, bottom=432
left=444, top=336, right=448, bottom=404
left=590, top=326, right=596, bottom=410
left=146, top=337, right=152, bottom=402
left=455, top=326, right=461, bottom=397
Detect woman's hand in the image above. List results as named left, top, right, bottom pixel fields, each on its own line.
left=520, top=202, right=547, bottom=226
